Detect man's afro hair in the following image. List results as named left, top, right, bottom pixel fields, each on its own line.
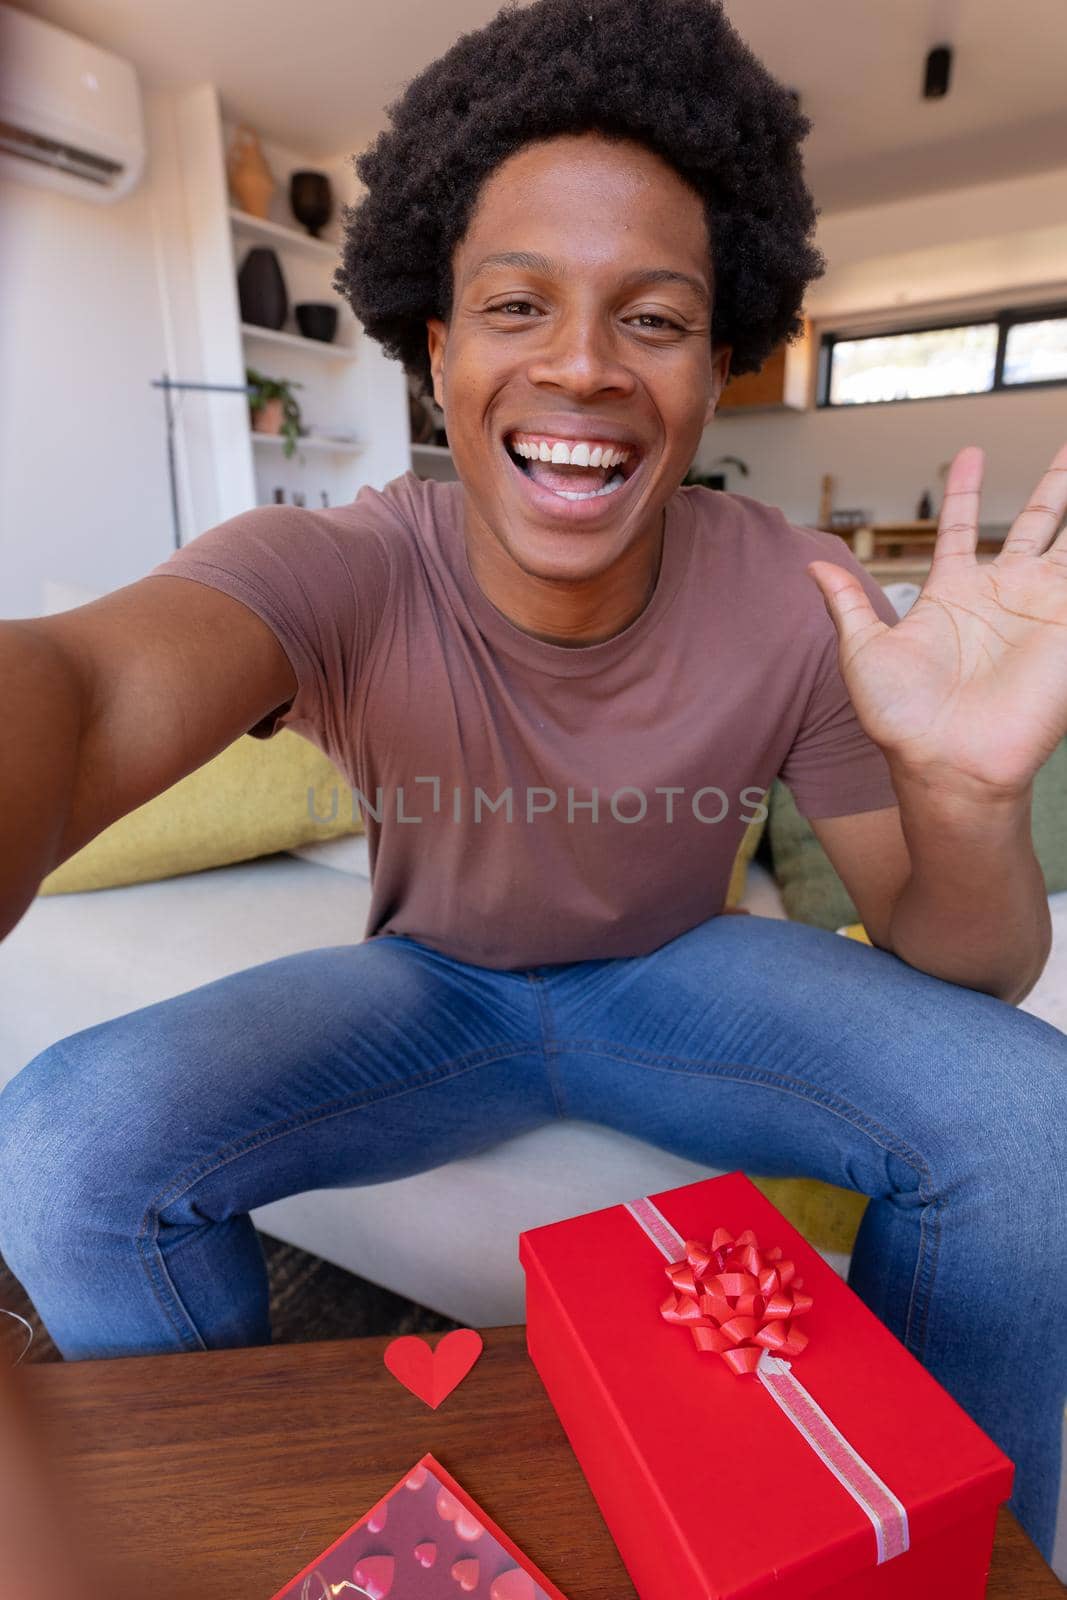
left=333, top=0, right=826, bottom=399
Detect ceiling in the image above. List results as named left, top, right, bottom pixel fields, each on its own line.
left=19, top=0, right=1067, bottom=211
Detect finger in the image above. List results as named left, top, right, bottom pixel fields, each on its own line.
left=931, top=445, right=982, bottom=567
left=1001, top=437, right=1067, bottom=558
left=807, top=562, right=887, bottom=650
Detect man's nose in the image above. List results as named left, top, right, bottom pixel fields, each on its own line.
left=525, top=309, right=636, bottom=396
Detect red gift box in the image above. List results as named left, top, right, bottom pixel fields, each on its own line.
left=519, top=1172, right=1013, bottom=1599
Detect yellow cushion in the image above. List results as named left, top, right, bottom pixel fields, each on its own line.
left=750, top=1175, right=868, bottom=1258
left=39, top=731, right=362, bottom=895
left=725, top=814, right=766, bottom=908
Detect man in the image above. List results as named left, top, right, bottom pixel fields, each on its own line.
left=0, top=0, right=1064, bottom=1561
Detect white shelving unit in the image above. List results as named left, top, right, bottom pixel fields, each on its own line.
left=229, top=207, right=339, bottom=262
left=156, top=85, right=411, bottom=532
left=241, top=322, right=359, bottom=361
left=252, top=433, right=363, bottom=455
left=227, top=155, right=370, bottom=508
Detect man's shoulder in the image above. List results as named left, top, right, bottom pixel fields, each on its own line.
left=240, top=469, right=446, bottom=575
left=318, top=468, right=436, bottom=546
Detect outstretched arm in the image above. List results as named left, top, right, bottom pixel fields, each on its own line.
left=0, top=576, right=296, bottom=944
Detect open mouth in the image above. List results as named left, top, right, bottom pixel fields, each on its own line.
left=502, top=432, right=642, bottom=505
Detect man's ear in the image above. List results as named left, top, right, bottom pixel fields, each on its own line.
left=426, top=317, right=447, bottom=411
left=704, top=344, right=733, bottom=425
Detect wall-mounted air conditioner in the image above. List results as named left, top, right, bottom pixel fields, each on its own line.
left=0, top=2, right=145, bottom=203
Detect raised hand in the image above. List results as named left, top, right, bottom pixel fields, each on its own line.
left=807, top=440, right=1067, bottom=798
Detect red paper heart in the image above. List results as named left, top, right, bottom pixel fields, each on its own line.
left=414, top=1540, right=438, bottom=1568
left=353, top=1555, right=395, bottom=1599
left=366, top=1495, right=389, bottom=1532
left=490, top=1569, right=538, bottom=1600
left=383, top=1328, right=484, bottom=1409
left=451, top=1557, right=480, bottom=1591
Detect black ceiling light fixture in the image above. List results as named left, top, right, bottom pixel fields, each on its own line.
left=923, top=44, right=953, bottom=99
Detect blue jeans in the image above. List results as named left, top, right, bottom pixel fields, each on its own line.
left=0, top=915, right=1064, bottom=1558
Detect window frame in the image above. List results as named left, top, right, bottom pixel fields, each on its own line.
left=816, top=299, right=1067, bottom=409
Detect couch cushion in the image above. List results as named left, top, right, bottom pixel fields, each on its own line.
left=0, top=854, right=373, bottom=1083
left=38, top=732, right=362, bottom=897
left=768, top=738, right=1067, bottom=930
left=253, top=1109, right=870, bottom=1329
left=1019, top=890, right=1067, bottom=1034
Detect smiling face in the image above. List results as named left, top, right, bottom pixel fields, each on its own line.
left=426, top=131, right=732, bottom=640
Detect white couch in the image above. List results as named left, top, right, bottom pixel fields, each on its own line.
left=2, top=836, right=1065, bottom=1324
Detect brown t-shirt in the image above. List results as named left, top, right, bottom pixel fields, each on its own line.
left=147, top=472, right=899, bottom=968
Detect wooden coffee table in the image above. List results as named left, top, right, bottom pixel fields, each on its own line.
left=23, top=1325, right=1061, bottom=1598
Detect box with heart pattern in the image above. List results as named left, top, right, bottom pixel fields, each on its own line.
left=269, top=1452, right=571, bottom=1600
left=519, top=1171, right=1013, bottom=1599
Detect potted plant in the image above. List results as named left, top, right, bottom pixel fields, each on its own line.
left=246, top=368, right=304, bottom=458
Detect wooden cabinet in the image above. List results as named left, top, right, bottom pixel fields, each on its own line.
left=716, top=316, right=813, bottom=413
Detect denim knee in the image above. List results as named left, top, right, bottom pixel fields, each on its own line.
left=928, top=1012, right=1066, bottom=1241
left=0, top=1039, right=109, bottom=1265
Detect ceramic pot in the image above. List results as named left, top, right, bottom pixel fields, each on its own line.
left=227, top=125, right=274, bottom=218
left=238, top=247, right=288, bottom=330
left=290, top=170, right=333, bottom=236
left=251, top=396, right=284, bottom=435
left=295, top=302, right=338, bottom=342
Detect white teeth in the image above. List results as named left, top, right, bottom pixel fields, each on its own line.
left=508, top=436, right=631, bottom=467
left=552, top=471, right=626, bottom=501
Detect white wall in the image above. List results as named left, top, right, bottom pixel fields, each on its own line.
left=0, top=127, right=176, bottom=618
left=0, top=83, right=409, bottom=622
left=697, top=163, right=1067, bottom=527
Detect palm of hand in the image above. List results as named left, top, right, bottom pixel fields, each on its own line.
left=809, top=441, right=1067, bottom=797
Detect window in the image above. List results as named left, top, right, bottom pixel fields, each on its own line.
left=818, top=303, right=1067, bottom=407
left=1003, top=315, right=1067, bottom=385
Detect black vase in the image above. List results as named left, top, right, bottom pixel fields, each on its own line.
left=237, top=247, right=288, bottom=330
left=295, top=302, right=338, bottom=343
left=290, top=170, right=333, bottom=237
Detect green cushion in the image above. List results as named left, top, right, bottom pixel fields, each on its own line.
left=1034, top=740, right=1067, bottom=892
left=767, top=781, right=859, bottom=930
left=768, top=739, right=1067, bottom=930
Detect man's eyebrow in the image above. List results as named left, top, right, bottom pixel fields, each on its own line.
left=466, top=250, right=709, bottom=305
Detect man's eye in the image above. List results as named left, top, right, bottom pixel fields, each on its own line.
left=488, top=303, right=681, bottom=331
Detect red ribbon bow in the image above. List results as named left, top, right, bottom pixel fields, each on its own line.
left=660, top=1226, right=814, bottom=1377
